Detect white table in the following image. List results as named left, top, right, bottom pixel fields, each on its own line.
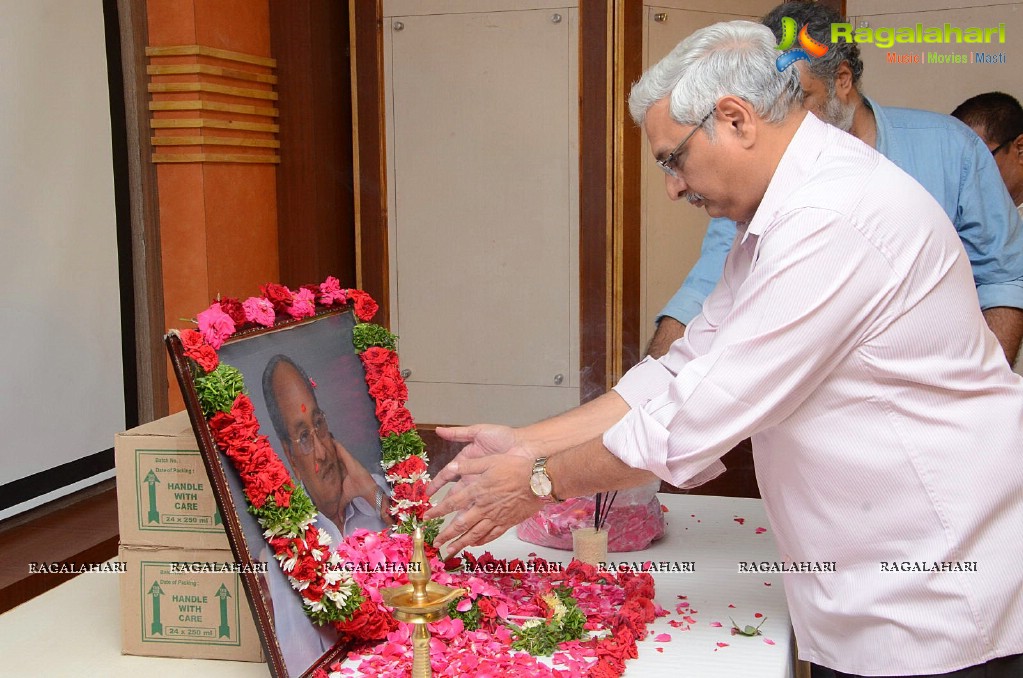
left=0, top=494, right=793, bottom=677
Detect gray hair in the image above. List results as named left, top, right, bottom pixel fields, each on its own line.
left=628, top=20, right=801, bottom=135
left=762, top=2, right=864, bottom=93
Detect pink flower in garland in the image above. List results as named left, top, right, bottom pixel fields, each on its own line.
left=196, top=302, right=236, bottom=349
left=318, top=276, right=347, bottom=306
left=287, top=287, right=317, bottom=320
left=243, top=296, right=276, bottom=327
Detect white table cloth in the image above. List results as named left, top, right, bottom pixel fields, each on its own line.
left=0, top=494, right=792, bottom=677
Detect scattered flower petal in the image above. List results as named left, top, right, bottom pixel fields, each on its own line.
left=755, top=527, right=767, bottom=534
left=733, top=517, right=745, bottom=525
left=654, top=633, right=671, bottom=642
left=716, top=642, right=729, bottom=648
left=754, top=612, right=763, bottom=618
left=709, top=621, right=723, bottom=627
left=764, top=638, right=776, bottom=645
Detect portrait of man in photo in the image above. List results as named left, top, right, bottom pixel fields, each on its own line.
left=211, top=311, right=392, bottom=675
left=262, top=353, right=391, bottom=537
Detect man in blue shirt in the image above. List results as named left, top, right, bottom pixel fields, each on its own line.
left=649, top=1, right=1023, bottom=364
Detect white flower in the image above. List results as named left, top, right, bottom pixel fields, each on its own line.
left=326, top=588, right=350, bottom=606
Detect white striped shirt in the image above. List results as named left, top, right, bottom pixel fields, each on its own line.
left=605, top=113, right=1023, bottom=675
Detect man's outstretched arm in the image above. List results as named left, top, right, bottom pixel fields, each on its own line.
left=647, top=217, right=737, bottom=358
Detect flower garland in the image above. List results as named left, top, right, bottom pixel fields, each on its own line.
left=176, top=277, right=663, bottom=675
left=176, top=277, right=436, bottom=631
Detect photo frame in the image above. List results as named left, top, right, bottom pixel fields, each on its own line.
left=165, top=282, right=432, bottom=678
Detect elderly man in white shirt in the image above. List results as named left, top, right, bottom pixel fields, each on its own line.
left=425, top=20, right=1023, bottom=678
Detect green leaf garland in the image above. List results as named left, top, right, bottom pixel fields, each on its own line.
left=194, top=364, right=246, bottom=417
left=352, top=322, right=398, bottom=352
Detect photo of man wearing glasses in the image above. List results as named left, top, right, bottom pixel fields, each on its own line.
left=262, top=353, right=391, bottom=537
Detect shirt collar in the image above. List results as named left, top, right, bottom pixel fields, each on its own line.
left=741, top=112, right=829, bottom=243
left=863, top=96, right=888, bottom=156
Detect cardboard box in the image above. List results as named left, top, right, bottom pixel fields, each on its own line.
left=115, top=411, right=229, bottom=549
left=119, top=545, right=265, bottom=662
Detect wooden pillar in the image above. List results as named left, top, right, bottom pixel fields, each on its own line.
left=146, top=0, right=280, bottom=409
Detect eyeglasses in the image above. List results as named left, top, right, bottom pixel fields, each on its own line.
left=657, top=107, right=716, bottom=178
left=990, top=137, right=1016, bottom=156
left=290, top=411, right=331, bottom=456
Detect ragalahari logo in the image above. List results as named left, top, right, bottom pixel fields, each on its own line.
left=775, top=16, right=829, bottom=71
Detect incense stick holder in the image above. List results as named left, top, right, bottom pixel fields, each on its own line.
left=572, top=527, right=608, bottom=566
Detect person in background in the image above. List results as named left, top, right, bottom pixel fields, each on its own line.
left=648, top=1, right=1023, bottom=366
left=951, top=92, right=1023, bottom=218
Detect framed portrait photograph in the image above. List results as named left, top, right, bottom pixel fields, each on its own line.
left=166, top=299, right=412, bottom=678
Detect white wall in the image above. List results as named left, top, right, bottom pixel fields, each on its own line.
left=0, top=0, right=124, bottom=518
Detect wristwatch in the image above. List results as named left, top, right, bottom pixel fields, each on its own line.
left=529, top=457, right=562, bottom=503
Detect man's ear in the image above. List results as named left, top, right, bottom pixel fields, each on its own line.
left=833, top=61, right=854, bottom=102
left=1014, top=134, right=1023, bottom=163
left=716, top=95, right=756, bottom=149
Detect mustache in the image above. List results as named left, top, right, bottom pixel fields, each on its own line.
left=683, top=191, right=706, bottom=204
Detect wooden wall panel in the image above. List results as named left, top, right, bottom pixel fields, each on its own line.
left=269, top=0, right=355, bottom=290
left=350, top=0, right=390, bottom=327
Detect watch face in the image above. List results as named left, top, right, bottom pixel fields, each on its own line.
left=530, top=472, right=552, bottom=497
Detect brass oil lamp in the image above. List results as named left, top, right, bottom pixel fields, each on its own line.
left=380, top=527, right=466, bottom=678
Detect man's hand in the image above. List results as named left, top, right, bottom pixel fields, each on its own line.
left=646, top=316, right=687, bottom=359
left=426, top=424, right=518, bottom=495
left=426, top=453, right=541, bottom=555
left=425, top=428, right=542, bottom=555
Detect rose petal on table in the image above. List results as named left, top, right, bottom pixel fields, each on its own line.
left=716, top=642, right=729, bottom=648
left=728, top=603, right=736, bottom=608
left=733, top=517, right=745, bottom=525
left=661, top=505, right=669, bottom=512
left=683, top=615, right=698, bottom=625
left=677, top=600, right=689, bottom=608
left=755, top=527, right=767, bottom=534
left=709, top=621, right=723, bottom=627
left=764, top=638, right=776, bottom=645
left=656, top=647, right=664, bottom=653
left=754, top=612, right=763, bottom=618
left=676, top=594, right=687, bottom=600
left=764, top=582, right=772, bottom=586
left=654, top=633, right=672, bottom=642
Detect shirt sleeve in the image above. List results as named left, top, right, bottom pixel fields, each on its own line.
left=954, top=134, right=1023, bottom=311
left=657, top=217, right=738, bottom=325
left=608, top=208, right=898, bottom=488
